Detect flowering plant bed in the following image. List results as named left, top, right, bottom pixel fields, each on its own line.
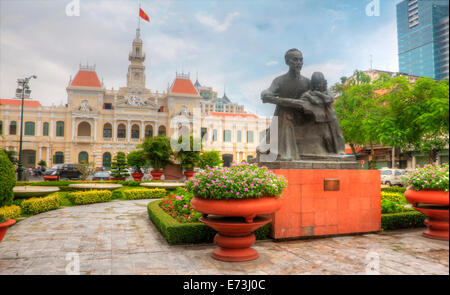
left=402, top=163, right=449, bottom=192
left=186, top=162, right=287, bottom=200
left=160, top=187, right=201, bottom=223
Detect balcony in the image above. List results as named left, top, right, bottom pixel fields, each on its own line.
left=76, top=136, right=91, bottom=142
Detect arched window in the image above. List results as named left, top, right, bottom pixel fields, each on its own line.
left=0, top=121, right=2, bottom=135
left=102, top=152, right=111, bottom=170
left=43, top=122, right=49, bottom=136
left=9, top=121, right=17, bottom=135
left=103, top=123, right=112, bottom=138
left=77, top=121, right=91, bottom=137
left=56, top=121, right=64, bottom=137
left=145, top=125, right=153, bottom=138
left=25, top=122, right=35, bottom=136
left=78, top=151, right=89, bottom=164
left=53, top=151, right=64, bottom=164
left=158, top=125, right=166, bottom=136
left=131, top=124, right=140, bottom=139
left=117, top=123, right=126, bottom=139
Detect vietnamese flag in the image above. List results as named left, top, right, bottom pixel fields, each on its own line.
left=139, top=8, right=150, bottom=22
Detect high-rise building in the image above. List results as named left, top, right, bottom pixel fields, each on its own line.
left=396, top=0, right=449, bottom=79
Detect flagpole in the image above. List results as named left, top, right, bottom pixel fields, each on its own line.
left=138, top=1, right=141, bottom=31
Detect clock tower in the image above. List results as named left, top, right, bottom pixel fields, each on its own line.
left=127, top=28, right=146, bottom=89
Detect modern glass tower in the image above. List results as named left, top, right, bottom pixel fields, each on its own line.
left=397, top=0, right=449, bottom=79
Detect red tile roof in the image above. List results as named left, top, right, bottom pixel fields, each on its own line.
left=71, top=70, right=102, bottom=88
left=170, top=78, right=199, bottom=95
left=207, top=112, right=259, bottom=119
left=0, top=99, right=42, bottom=107
left=345, top=147, right=362, bottom=154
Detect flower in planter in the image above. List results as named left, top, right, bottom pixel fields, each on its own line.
left=186, top=162, right=287, bottom=200
left=402, top=163, right=449, bottom=192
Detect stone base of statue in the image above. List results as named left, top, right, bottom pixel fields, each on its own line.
left=254, top=158, right=381, bottom=240
left=255, top=154, right=358, bottom=170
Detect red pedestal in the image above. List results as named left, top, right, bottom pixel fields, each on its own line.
left=0, top=219, right=16, bottom=243
left=184, top=171, right=196, bottom=180
left=271, top=169, right=381, bottom=239
left=44, top=176, right=58, bottom=181
left=200, top=215, right=271, bottom=262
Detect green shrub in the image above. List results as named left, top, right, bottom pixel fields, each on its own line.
left=381, top=199, right=413, bottom=214
left=116, top=180, right=142, bottom=187
left=21, top=193, right=61, bottom=215
left=381, top=191, right=407, bottom=204
left=121, top=188, right=166, bottom=200
left=0, top=214, right=5, bottom=223
left=67, top=190, right=112, bottom=205
left=381, top=186, right=406, bottom=193
left=0, top=150, right=16, bottom=207
left=199, top=150, right=223, bottom=169
left=0, top=205, right=21, bottom=220
left=147, top=200, right=271, bottom=245
left=110, top=152, right=130, bottom=179
left=381, top=211, right=426, bottom=230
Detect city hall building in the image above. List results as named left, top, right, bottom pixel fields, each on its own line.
left=0, top=28, right=270, bottom=169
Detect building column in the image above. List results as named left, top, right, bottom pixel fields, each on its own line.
left=38, top=147, right=42, bottom=162
left=94, top=119, right=97, bottom=140
left=50, top=119, right=54, bottom=139
left=113, top=120, right=117, bottom=141
left=141, top=120, right=145, bottom=139
left=4, top=118, right=8, bottom=136
left=127, top=119, right=131, bottom=142
left=37, top=118, right=41, bottom=136
left=46, top=148, right=50, bottom=165
left=72, top=118, right=76, bottom=140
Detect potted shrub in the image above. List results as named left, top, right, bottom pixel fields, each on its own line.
left=127, top=150, right=146, bottom=181
left=110, top=152, right=129, bottom=181
left=186, top=162, right=287, bottom=261
left=199, top=150, right=223, bottom=169
left=403, top=163, right=449, bottom=240
left=0, top=213, right=16, bottom=243
left=140, top=135, right=173, bottom=180
left=173, top=136, right=201, bottom=180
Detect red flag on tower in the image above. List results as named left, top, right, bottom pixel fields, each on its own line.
left=139, top=8, right=150, bottom=22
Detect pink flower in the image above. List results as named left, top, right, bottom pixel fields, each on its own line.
left=176, top=196, right=183, bottom=200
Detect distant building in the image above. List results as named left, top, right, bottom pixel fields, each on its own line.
left=0, top=28, right=268, bottom=169
left=396, top=0, right=449, bottom=79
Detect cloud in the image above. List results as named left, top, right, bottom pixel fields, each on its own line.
left=265, top=61, right=278, bottom=66
left=195, top=11, right=240, bottom=32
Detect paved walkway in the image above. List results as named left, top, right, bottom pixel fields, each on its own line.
left=0, top=200, right=448, bottom=275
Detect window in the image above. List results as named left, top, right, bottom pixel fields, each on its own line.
left=102, top=152, right=111, bottom=169
left=237, top=130, right=242, bottom=143
left=103, top=123, right=112, bottom=138
left=77, top=122, right=91, bottom=137
left=247, top=131, right=254, bottom=143
left=145, top=125, right=153, bottom=137
left=43, top=122, right=49, bottom=136
left=136, top=47, right=140, bottom=55
left=78, top=151, right=89, bottom=164
left=223, top=130, right=231, bottom=142
left=158, top=125, right=166, bottom=136
left=103, top=103, right=112, bottom=110
left=56, top=121, right=64, bottom=137
left=201, top=127, right=207, bottom=140
left=25, top=122, right=35, bottom=136
left=131, top=124, right=140, bottom=139
left=9, top=121, right=17, bottom=135
left=117, top=124, right=126, bottom=139
left=213, top=129, right=217, bottom=142
left=53, top=152, right=64, bottom=164
left=0, top=121, right=2, bottom=135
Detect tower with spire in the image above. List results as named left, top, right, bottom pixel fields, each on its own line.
left=127, top=27, right=146, bottom=88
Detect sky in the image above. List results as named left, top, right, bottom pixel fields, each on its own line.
left=0, top=0, right=402, bottom=117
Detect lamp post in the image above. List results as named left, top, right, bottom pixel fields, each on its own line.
left=16, top=75, right=37, bottom=181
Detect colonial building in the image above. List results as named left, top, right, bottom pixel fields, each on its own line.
left=0, top=28, right=269, bottom=169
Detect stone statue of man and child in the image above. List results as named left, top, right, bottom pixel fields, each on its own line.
left=257, top=48, right=350, bottom=163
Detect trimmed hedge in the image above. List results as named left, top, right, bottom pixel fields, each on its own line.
left=21, top=193, right=61, bottom=215
left=67, top=190, right=112, bottom=205
left=381, top=191, right=407, bottom=204
left=121, top=188, right=166, bottom=200
left=0, top=150, right=16, bottom=207
left=381, top=211, right=426, bottom=230
left=147, top=200, right=271, bottom=245
left=381, top=186, right=407, bottom=193
left=0, top=205, right=21, bottom=220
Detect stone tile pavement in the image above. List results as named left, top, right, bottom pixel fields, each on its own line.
left=0, top=200, right=448, bottom=275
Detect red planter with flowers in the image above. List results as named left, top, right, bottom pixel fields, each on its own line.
left=184, top=171, right=196, bottom=180
left=131, top=172, right=144, bottom=181
left=151, top=170, right=164, bottom=180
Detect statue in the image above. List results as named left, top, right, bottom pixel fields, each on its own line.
left=257, top=48, right=347, bottom=163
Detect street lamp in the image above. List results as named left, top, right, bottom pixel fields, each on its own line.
left=16, top=75, right=37, bottom=181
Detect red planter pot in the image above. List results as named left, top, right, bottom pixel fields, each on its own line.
left=44, top=175, right=58, bottom=181
left=0, top=219, right=16, bottom=243
left=110, top=177, right=126, bottom=181
left=131, top=172, right=144, bottom=181
left=405, top=189, right=449, bottom=241
left=151, top=171, right=164, bottom=180
left=184, top=171, right=196, bottom=180
left=191, top=196, right=282, bottom=262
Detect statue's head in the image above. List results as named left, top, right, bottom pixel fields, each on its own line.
left=284, top=48, right=303, bottom=72
left=311, top=72, right=327, bottom=91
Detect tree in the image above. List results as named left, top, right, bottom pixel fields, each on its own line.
left=199, top=151, right=223, bottom=169
left=110, top=152, right=129, bottom=179
left=38, top=160, right=47, bottom=168
left=173, top=136, right=202, bottom=171
left=127, top=150, right=146, bottom=173
left=1, top=149, right=17, bottom=165
left=0, top=150, right=16, bottom=207
left=139, top=135, right=173, bottom=171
